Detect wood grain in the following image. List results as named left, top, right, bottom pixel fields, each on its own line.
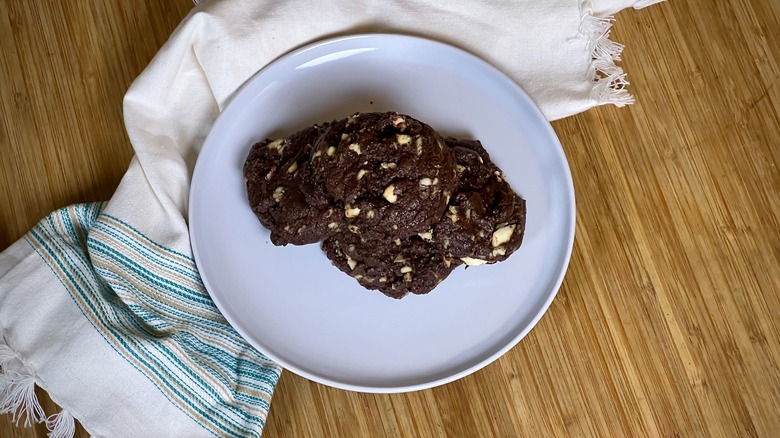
left=1, top=0, right=779, bottom=437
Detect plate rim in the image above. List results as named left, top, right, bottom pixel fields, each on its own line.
left=189, top=32, right=576, bottom=393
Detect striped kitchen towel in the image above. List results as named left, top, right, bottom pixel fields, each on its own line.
left=0, top=0, right=664, bottom=436
left=1, top=203, right=279, bottom=437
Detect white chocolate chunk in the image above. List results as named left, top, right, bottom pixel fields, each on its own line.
left=326, top=146, right=336, bottom=156
left=394, top=255, right=406, bottom=264
left=272, top=186, right=284, bottom=203
left=392, top=116, right=405, bottom=126
left=348, top=143, right=362, bottom=154
left=328, top=222, right=339, bottom=230
left=267, top=139, right=285, bottom=150
left=491, top=225, right=516, bottom=247
left=287, top=162, right=298, bottom=173
left=416, top=137, right=423, bottom=155
left=400, top=266, right=412, bottom=273
left=366, top=210, right=376, bottom=219
left=341, top=133, right=349, bottom=140
left=418, top=231, right=433, bottom=241
left=379, top=277, right=387, bottom=283
left=356, top=169, right=367, bottom=180
left=455, top=164, right=466, bottom=173
left=404, top=272, right=412, bottom=282
left=347, top=257, right=357, bottom=270
left=492, top=247, right=507, bottom=257
left=396, top=134, right=412, bottom=145
left=460, top=257, right=487, bottom=266
left=419, top=177, right=432, bottom=186
left=345, top=204, right=361, bottom=218
left=394, top=238, right=402, bottom=246
left=383, top=185, right=398, bottom=203
left=380, top=162, right=397, bottom=170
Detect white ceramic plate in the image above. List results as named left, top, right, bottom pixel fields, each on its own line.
left=190, top=34, right=575, bottom=393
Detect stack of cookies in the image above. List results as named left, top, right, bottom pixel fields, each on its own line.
left=243, top=112, right=526, bottom=298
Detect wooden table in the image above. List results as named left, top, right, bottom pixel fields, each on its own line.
left=2, top=1, right=778, bottom=436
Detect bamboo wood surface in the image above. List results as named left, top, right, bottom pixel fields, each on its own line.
left=1, top=0, right=779, bottom=437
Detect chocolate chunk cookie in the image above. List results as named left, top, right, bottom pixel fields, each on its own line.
left=311, top=112, right=457, bottom=238
left=431, top=138, right=527, bottom=265
left=322, top=231, right=461, bottom=299
left=243, top=112, right=527, bottom=298
left=244, top=123, right=344, bottom=245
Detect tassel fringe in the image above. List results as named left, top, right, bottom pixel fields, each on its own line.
left=0, top=340, right=44, bottom=427
left=1, top=335, right=75, bottom=437
left=0, top=375, right=44, bottom=427
left=47, top=410, right=76, bottom=438
left=579, top=1, right=635, bottom=107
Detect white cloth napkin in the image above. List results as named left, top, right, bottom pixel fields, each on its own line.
left=0, top=0, right=664, bottom=436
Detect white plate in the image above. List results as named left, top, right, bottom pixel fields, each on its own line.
left=190, top=34, right=575, bottom=393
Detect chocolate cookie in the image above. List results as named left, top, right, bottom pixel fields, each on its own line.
left=322, top=231, right=461, bottom=299
left=244, top=123, right=344, bottom=245
left=431, top=138, right=527, bottom=265
left=311, top=112, right=457, bottom=238
left=243, top=112, right=527, bottom=299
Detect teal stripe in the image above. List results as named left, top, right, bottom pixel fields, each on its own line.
left=32, top=227, right=255, bottom=438
left=93, top=222, right=203, bottom=284
left=89, top=239, right=218, bottom=312
left=100, top=214, right=200, bottom=274
left=95, top=266, right=279, bottom=379
left=28, top=238, right=221, bottom=438
left=89, top=227, right=213, bottom=305
left=135, top=336, right=266, bottom=428
left=28, top=229, right=236, bottom=436
left=27, top=207, right=275, bottom=438
left=103, top=213, right=196, bottom=260
left=29, top=227, right=249, bottom=437
left=175, top=332, right=280, bottom=390
left=40, top=206, right=278, bottom=430
left=94, top=265, right=244, bottom=341
left=86, top=235, right=264, bottom=352
left=95, top=263, right=279, bottom=389
left=59, top=207, right=82, bottom=245
left=84, top=208, right=279, bottom=423
left=89, top=250, right=280, bottom=383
